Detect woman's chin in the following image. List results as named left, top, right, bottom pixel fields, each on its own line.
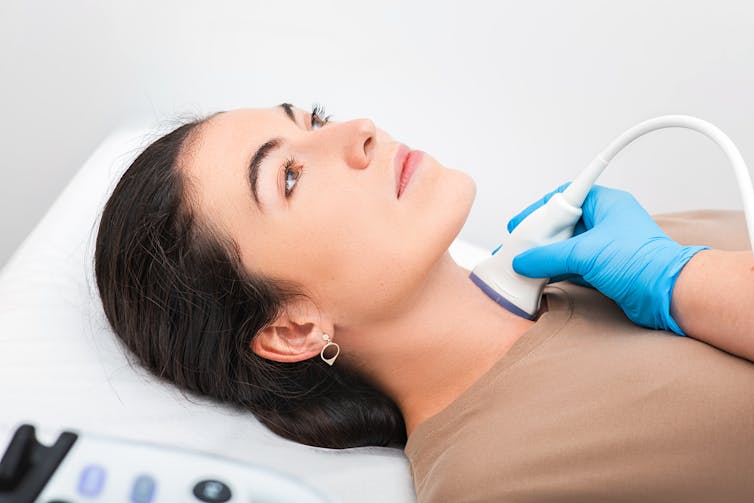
left=448, top=168, right=477, bottom=201
left=456, top=172, right=477, bottom=218
left=436, top=174, right=477, bottom=256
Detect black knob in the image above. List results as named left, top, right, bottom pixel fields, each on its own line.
left=0, top=423, right=77, bottom=503
left=0, top=424, right=35, bottom=491
left=192, top=479, right=232, bottom=502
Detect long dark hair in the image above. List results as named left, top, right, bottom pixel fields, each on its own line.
left=93, top=114, right=406, bottom=449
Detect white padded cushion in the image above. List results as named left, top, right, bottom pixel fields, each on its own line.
left=0, top=124, right=490, bottom=502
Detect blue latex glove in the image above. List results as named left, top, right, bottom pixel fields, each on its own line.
left=505, top=182, right=710, bottom=336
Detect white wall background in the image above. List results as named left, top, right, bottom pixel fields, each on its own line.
left=1, top=0, right=753, bottom=269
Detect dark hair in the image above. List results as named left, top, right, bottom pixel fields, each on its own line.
left=93, top=113, right=406, bottom=449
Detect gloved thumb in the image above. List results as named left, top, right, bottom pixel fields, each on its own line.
left=511, top=238, right=581, bottom=279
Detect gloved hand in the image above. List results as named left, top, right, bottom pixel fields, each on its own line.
left=505, top=182, right=710, bottom=336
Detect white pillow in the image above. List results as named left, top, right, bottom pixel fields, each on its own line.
left=0, top=124, right=490, bottom=502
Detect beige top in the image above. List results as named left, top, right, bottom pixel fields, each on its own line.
left=404, top=210, right=754, bottom=502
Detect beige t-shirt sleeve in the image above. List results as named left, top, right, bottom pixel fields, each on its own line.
left=652, top=209, right=751, bottom=250
left=404, top=210, right=754, bottom=503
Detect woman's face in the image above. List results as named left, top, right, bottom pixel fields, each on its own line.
left=183, top=104, right=476, bottom=328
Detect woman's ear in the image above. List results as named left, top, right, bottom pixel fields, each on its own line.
left=250, top=300, right=333, bottom=363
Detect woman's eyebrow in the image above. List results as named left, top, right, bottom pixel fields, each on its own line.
left=280, top=102, right=298, bottom=125
left=247, top=103, right=300, bottom=213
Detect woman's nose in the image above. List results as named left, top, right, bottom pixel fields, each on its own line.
left=340, top=118, right=376, bottom=169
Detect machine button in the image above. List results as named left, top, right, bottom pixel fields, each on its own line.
left=192, top=479, right=232, bottom=502
left=131, top=474, right=157, bottom=503
left=77, top=464, right=106, bottom=497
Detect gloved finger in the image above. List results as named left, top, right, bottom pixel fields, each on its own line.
left=573, top=216, right=587, bottom=236
left=579, top=184, right=637, bottom=228
left=507, top=181, right=572, bottom=234
left=511, top=235, right=584, bottom=279
left=494, top=216, right=585, bottom=256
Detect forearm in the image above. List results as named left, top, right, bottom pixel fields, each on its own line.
left=670, top=249, right=754, bottom=362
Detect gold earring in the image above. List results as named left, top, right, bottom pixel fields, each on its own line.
left=320, top=333, right=340, bottom=366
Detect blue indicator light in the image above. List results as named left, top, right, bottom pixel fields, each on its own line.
left=77, top=464, right=106, bottom=497
left=131, top=474, right=157, bottom=503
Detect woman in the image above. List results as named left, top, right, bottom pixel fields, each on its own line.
left=95, top=103, right=754, bottom=502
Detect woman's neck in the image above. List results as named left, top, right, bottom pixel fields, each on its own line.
left=341, top=251, right=546, bottom=438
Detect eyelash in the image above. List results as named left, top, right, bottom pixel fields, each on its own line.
left=311, top=103, right=333, bottom=128
left=280, top=104, right=332, bottom=198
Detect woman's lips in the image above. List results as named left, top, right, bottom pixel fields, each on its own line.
left=394, top=144, right=410, bottom=197
left=398, top=151, right=424, bottom=198
left=393, top=143, right=424, bottom=199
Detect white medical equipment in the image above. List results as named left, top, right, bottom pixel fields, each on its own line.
left=0, top=423, right=329, bottom=502
left=471, top=115, right=754, bottom=319
left=0, top=124, right=492, bottom=503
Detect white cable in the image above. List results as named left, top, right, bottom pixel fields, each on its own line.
left=563, top=115, right=754, bottom=252
left=471, top=115, right=754, bottom=319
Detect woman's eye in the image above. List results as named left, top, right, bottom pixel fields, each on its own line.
left=282, top=157, right=303, bottom=198
left=311, top=103, right=332, bottom=130
left=280, top=103, right=329, bottom=199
